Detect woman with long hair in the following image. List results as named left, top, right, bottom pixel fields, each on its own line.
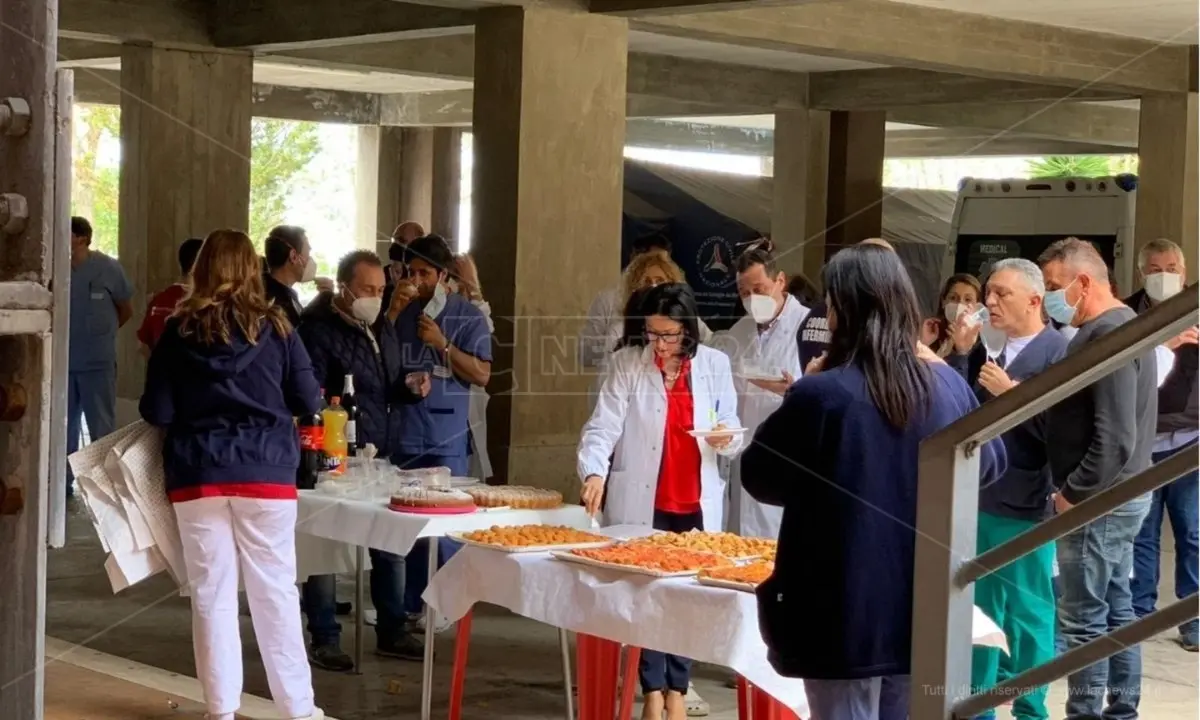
left=579, top=283, right=742, bottom=720
left=141, top=229, right=325, bottom=720
left=921, top=272, right=983, bottom=356
left=740, top=245, right=1006, bottom=719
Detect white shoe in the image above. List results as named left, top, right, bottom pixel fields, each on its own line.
left=290, top=709, right=325, bottom=720
left=684, top=683, right=709, bottom=717
left=414, top=611, right=454, bottom=634
left=364, top=608, right=377, bottom=626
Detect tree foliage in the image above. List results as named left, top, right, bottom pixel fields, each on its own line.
left=1025, top=154, right=1136, bottom=179
left=71, top=108, right=323, bottom=257
left=248, top=119, right=322, bottom=242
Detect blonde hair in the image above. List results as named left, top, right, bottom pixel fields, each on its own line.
left=451, top=253, right=483, bottom=301
left=621, top=249, right=685, bottom=307
left=174, top=229, right=290, bottom=346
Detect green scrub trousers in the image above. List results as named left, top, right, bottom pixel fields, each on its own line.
left=971, top=512, right=1056, bottom=720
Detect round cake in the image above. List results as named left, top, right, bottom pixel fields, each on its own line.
left=463, top=485, right=563, bottom=510
left=389, top=487, right=476, bottom=509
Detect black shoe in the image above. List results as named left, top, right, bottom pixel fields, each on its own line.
left=375, top=633, right=426, bottom=661
left=336, top=601, right=353, bottom=616
left=309, top=644, right=354, bottom=672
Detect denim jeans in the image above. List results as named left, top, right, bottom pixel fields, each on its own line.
left=392, top=452, right=469, bottom=617
left=1056, top=496, right=1150, bottom=720
left=300, top=574, right=341, bottom=647
left=370, top=549, right=408, bottom=644
left=1131, top=445, right=1200, bottom=640
left=804, top=675, right=910, bottom=720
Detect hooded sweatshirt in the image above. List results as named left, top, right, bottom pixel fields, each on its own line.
left=140, top=316, right=322, bottom=502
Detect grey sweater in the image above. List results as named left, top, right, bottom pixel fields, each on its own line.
left=1047, top=306, right=1158, bottom=505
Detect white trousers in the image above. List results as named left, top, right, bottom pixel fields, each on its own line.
left=174, top=497, right=314, bottom=720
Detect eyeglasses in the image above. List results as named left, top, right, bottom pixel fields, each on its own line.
left=645, top=330, right=684, bottom=344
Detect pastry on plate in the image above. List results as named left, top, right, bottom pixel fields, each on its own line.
left=389, top=486, right=476, bottom=509
left=463, top=485, right=564, bottom=509
left=568, top=544, right=733, bottom=573
left=699, top=560, right=774, bottom=586
left=460, top=524, right=608, bottom=548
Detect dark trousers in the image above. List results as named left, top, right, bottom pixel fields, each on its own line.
left=393, top=452, right=468, bottom=616
left=639, top=508, right=703, bottom=694
left=1131, top=444, right=1200, bottom=640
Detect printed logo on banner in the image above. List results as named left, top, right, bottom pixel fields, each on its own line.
left=696, top=236, right=735, bottom=289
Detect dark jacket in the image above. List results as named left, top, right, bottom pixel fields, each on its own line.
left=795, top=301, right=830, bottom=368
left=264, top=273, right=303, bottom=327
left=1126, top=288, right=1199, bottom=435
left=140, top=317, right=321, bottom=496
left=1047, top=306, right=1158, bottom=504
left=298, top=293, right=421, bottom=457
left=740, top=361, right=1006, bottom=680
left=948, top=326, right=1069, bottom=520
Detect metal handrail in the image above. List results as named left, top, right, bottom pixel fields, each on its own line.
left=959, top=449, right=1197, bottom=587
left=955, top=593, right=1199, bottom=718
left=911, top=287, right=1200, bottom=720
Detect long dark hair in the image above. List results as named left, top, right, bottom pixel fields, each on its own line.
left=823, top=245, right=932, bottom=428
left=620, top=282, right=702, bottom=358
left=614, top=286, right=652, bottom=352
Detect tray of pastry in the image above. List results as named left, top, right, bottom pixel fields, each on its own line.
left=625, top=530, right=777, bottom=561
left=449, top=525, right=613, bottom=553
left=551, top=543, right=734, bottom=578
left=695, top=560, right=774, bottom=593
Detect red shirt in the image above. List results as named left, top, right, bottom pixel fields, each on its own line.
left=137, top=283, right=188, bottom=349
left=654, top=357, right=702, bottom=514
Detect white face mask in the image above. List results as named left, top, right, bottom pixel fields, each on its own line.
left=943, top=303, right=961, bottom=323
left=424, top=280, right=448, bottom=320
left=351, top=297, right=382, bottom=325
left=1144, top=272, right=1182, bottom=302
left=301, top=257, right=317, bottom=283
left=743, top=293, right=778, bottom=324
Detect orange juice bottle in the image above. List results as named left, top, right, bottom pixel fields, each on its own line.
left=322, top=396, right=349, bottom=475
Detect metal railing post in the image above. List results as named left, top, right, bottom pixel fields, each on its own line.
left=910, top=438, right=980, bottom=718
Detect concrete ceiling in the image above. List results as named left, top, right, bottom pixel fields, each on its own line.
left=254, top=62, right=471, bottom=93
left=627, top=31, right=881, bottom=72
left=889, top=0, right=1199, bottom=43
left=667, top=115, right=930, bottom=131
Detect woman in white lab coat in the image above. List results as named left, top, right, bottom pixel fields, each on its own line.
left=716, top=248, right=809, bottom=539
left=578, top=283, right=741, bottom=720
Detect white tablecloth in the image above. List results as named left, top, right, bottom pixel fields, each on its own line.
left=424, top=524, right=1011, bottom=717
left=423, top=524, right=811, bottom=715
left=295, top=492, right=592, bottom=557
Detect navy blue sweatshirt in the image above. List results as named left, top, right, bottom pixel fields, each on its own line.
left=140, top=317, right=322, bottom=501
left=740, top=361, right=1006, bottom=680
left=947, top=327, right=1068, bottom=521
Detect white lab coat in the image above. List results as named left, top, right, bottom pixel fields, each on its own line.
left=578, top=344, right=742, bottom=530
left=717, top=295, right=809, bottom=539
left=580, top=286, right=622, bottom=370
left=467, top=299, right=494, bottom=480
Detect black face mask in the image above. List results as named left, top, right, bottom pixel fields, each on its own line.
left=388, top=243, right=407, bottom=263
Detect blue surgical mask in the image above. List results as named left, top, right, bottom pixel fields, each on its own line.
left=1044, top=278, right=1079, bottom=326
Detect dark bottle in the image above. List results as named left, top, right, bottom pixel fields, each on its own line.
left=296, top=388, right=326, bottom=489
left=342, top=373, right=360, bottom=456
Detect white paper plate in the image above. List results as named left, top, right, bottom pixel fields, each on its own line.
left=687, top=428, right=748, bottom=439
left=448, top=531, right=613, bottom=554
left=696, top=575, right=759, bottom=593
left=550, top=550, right=706, bottom=578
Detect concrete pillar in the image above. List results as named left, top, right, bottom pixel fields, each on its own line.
left=355, top=125, right=383, bottom=248
left=375, top=126, right=404, bottom=244
left=431, top=127, right=463, bottom=246
left=117, top=45, right=252, bottom=409
left=823, top=111, right=886, bottom=258
left=471, top=7, right=627, bottom=492
left=1135, top=93, right=1198, bottom=273
left=770, top=109, right=830, bottom=284
left=400, top=127, right=434, bottom=231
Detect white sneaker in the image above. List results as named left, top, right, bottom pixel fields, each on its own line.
left=289, top=709, right=325, bottom=720
left=684, top=683, right=709, bottom=717
left=363, top=608, right=377, bottom=626
left=413, top=611, right=454, bottom=635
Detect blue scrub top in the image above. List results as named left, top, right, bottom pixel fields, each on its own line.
left=394, top=292, right=493, bottom=458
left=69, top=251, right=133, bottom=373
